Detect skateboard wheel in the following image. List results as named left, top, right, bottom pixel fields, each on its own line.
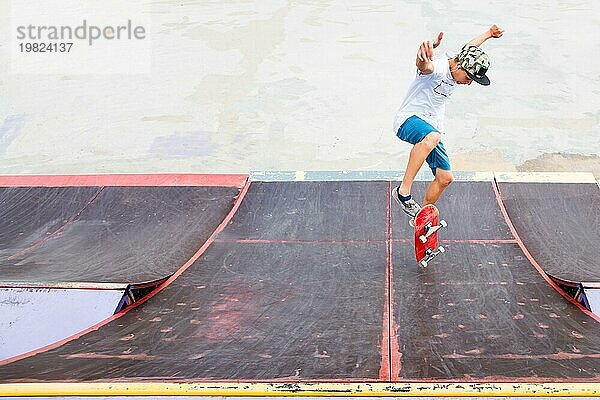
left=439, top=246, right=445, bottom=253
left=419, top=235, right=427, bottom=243
left=440, top=220, right=447, bottom=228
left=420, top=260, right=428, bottom=268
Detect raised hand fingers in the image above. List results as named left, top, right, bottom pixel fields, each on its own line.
left=421, top=40, right=434, bottom=60
left=418, top=42, right=430, bottom=62
left=433, top=32, right=444, bottom=48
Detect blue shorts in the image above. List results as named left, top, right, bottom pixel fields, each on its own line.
left=396, top=115, right=451, bottom=175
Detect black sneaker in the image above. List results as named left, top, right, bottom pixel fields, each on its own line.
left=391, top=186, right=421, bottom=218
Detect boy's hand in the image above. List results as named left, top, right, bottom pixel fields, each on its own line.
left=417, top=32, right=444, bottom=62
left=489, top=24, right=504, bottom=38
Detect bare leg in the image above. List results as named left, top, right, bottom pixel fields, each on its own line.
left=423, top=169, right=454, bottom=205
left=399, top=132, right=442, bottom=196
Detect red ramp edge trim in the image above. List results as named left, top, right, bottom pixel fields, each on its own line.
left=0, top=174, right=247, bottom=187
left=0, top=179, right=252, bottom=366
left=379, top=181, right=400, bottom=381
left=491, top=180, right=600, bottom=323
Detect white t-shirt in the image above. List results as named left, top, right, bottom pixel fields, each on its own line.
left=393, top=56, right=457, bottom=134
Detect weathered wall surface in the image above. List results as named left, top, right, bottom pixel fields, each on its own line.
left=0, top=1, right=598, bottom=175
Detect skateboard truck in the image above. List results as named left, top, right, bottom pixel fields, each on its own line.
left=418, top=220, right=447, bottom=243
left=419, top=246, right=445, bottom=268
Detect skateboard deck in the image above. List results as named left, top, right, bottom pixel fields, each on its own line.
left=414, top=204, right=447, bottom=267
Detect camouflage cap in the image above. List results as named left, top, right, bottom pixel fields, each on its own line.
left=458, top=45, right=490, bottom=86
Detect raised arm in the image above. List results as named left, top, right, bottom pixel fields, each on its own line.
left=465, top=24, right=504, bottom=47
left=416, top=32, right=444, bottom=75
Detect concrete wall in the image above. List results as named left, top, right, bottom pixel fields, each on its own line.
left=1, top=0, right=599, bottom=175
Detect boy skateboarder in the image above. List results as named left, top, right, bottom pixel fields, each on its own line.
left=392, top=25, right=504, bottom=218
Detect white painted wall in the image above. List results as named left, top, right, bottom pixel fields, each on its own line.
left=0, top=1, right=598, bottom=174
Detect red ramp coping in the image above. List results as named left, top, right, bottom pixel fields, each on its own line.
left=0, top=173, right=247, bottom=187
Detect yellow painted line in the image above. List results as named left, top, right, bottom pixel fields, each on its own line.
left=294, top=171, right=306, bottom=181
left=1, top=381, right=600, bottom=397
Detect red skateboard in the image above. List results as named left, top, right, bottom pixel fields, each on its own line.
left=413, top=204, right=447, bottom=267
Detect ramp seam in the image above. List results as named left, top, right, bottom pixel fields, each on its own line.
left=381, top=181, right=400, bottom=381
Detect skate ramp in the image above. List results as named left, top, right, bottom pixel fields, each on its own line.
left=496, top=172, right=600, bottom=282
left=0, top=174, right=245, bottom=284
left=0, top=173, right=598, bottom=397
left=0, top=174, right=246, bottom=365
